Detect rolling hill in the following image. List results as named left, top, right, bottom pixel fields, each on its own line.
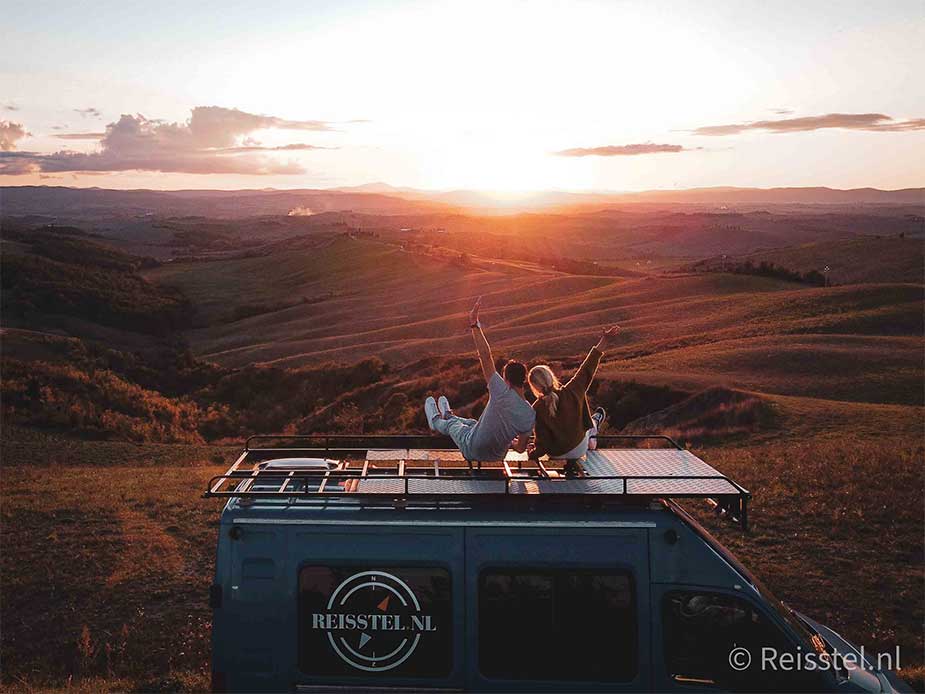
left=146, top=236, right=923, bottom=411
left=2, top=200, right=922, bottom=692
left=692, top=235, right=924, bottom=285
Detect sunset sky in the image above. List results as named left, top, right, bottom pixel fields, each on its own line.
left=2, top=0, right=923, bottom=192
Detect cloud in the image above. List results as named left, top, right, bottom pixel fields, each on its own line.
left=555, top=142, right=693, bottom=157
left=0, top=121, right=29, bottom=151
left=187, top=106, right=333, bottom=144
left=75, top=107, right=102, bottom=118
left=55, top=132, right=106, bottom=140
left=0, top=106, right=336, bottom=175
left=3, top=103, right=19, bottom=112
left=692, top=112, right=925, bottom=136
left=771, top=108, right=793, bottom=115
left=216, top=143, right=334, bottom=153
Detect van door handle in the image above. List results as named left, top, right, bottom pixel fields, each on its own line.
left=672, top=674, right=717, bottom=686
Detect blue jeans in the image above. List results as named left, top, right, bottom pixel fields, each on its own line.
left=432, top=415, right=478, bottom=459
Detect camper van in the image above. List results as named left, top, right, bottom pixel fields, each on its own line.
left=206, top=435, right=909, bottom=693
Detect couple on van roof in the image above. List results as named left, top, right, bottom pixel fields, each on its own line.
left=425, top=297, right=619, bottom=467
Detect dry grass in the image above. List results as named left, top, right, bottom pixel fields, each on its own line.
left=605, top=333, right=923, bottom=406
left=720, top=236, right=925, bottom=285
left=694, top=436, right=924, bottom=689
left=148, top=238, right=922, bottom=376
left=1, top=428, right=922, bottom=691
left=1, top=458, right=223, bottom=692
left=3, top=233, right=922, bottom=690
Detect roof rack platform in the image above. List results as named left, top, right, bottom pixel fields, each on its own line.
left=205, top=434, right=751, bottom=530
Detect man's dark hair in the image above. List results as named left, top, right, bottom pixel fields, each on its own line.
left=503, top=360, right=527, bottom=388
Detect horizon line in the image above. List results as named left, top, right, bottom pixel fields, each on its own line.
left=2, top=182, right=923, bottom=195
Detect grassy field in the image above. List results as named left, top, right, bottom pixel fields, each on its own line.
left=3, top=215, right=923, bottom=691
left=2, top=423, right=922, bottom=692
left=149, top=239, right=923, bottom=392
left=694, top=236, right=925, bottom=285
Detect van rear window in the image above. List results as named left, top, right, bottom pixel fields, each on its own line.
left=298, top=566, right=452, bottom=677
left=478, top=569, right=637, bottom=682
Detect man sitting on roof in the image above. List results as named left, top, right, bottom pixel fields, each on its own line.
left=425, top=297, right=535, bottom=461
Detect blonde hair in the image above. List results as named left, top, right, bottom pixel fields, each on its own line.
left=528, top=364, right=561, bottom=416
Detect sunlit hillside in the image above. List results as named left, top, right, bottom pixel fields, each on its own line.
left=148, top=237, right=923, bottom=410
left=2, top=198, right=923, bottom=692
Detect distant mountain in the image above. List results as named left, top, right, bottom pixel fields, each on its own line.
left=1, top=184, right=921, bottom=221
left=616, top=186, right=925, bottom=206
left=329, top=183, right=924, bottom=209
left=333, top=182, right=422, bottom=195
left=330, top=184, right=925, bottom=210
left=0, top=185, right=454, bottom=220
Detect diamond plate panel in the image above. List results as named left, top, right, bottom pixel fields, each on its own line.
left=586, top=449, right=715, bottom=476
left=583, top=449, right=737, bottom=496
left=404, top=449, right=468, bottom=462
left=354, top=478, right=406, bottom=494
left=626, top=478, right=738, bottom=495
left=508, top=478, right=626, bottom=495
left=365, top=449, right=407, bottom=461
left=408, top=478, right=507, bottom=495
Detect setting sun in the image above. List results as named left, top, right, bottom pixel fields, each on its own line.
left=2, top=0, right=922, bottom=191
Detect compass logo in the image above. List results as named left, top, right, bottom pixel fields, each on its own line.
left=311, top=570, right=438, bottom=672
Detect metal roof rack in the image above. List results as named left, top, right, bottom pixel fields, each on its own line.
left=204, top=434, right=751, bottom=530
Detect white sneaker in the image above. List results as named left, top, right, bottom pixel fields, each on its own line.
left=589, top=407, right=606, bottom=450
left=437, top=396, right=452, bottom=419
left=424, top=397, right=439, bottom=430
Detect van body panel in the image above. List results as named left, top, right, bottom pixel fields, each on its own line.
left=648, top=516, right=752, bottom=588
left=287, top=526, right=465, bottom=690
left=211, top=500, right=905, bottom=692
left=213, top=505, right=663, bottom=691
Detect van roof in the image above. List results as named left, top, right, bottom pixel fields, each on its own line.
left=205, top=435, right=751, bottom=530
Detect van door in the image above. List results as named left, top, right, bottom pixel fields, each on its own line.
left=222, top=521, right=289, bottom=689
left=286, top=523, right=465, bottom=691
left=652, top=585, right=834, bottom=692
left=464, top=523, right=651, bottom=691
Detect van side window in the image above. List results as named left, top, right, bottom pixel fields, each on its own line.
left=479, top=569, right=636, bottom=681
left=299, top=566, right=452, bottom=678
left=662, top=591, right=822, bottom=692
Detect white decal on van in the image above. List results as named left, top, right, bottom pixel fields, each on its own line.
left=312, top=570, right=436, bottom=672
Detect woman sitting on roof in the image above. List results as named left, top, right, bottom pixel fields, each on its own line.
left=528, top=326, right=620, bottom=471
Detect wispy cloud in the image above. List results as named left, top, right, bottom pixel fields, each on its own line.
left=770, top=108, right=793, bottom=115
left=54, top=132, right=106, bottom=140
left=692, top=112, right=925, bottom=136
left=3, top=103, right=20, bottom=112
left=74, top=107, right=102, bottom=119
left=0, top=106, right=337, bottom=175
left=0, top=121, right=29, bottom=151
left=555, top=142, right=695, bottom=157
left=216, top=143, right=335, bottom=153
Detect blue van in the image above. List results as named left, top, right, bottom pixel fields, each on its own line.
left=206, top=435, right=910, bottom=693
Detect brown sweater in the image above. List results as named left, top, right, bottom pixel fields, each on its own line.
left=532, top=347, right=602, bottom=458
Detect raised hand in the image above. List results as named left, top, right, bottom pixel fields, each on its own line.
left=468, top=296, right=496, bottom=381
left=469, top=296, right=482, bottom=326
left=596, top=324, right=620, bottom=349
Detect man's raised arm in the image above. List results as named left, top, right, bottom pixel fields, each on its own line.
left=468, top=297, right=496, bottom=382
